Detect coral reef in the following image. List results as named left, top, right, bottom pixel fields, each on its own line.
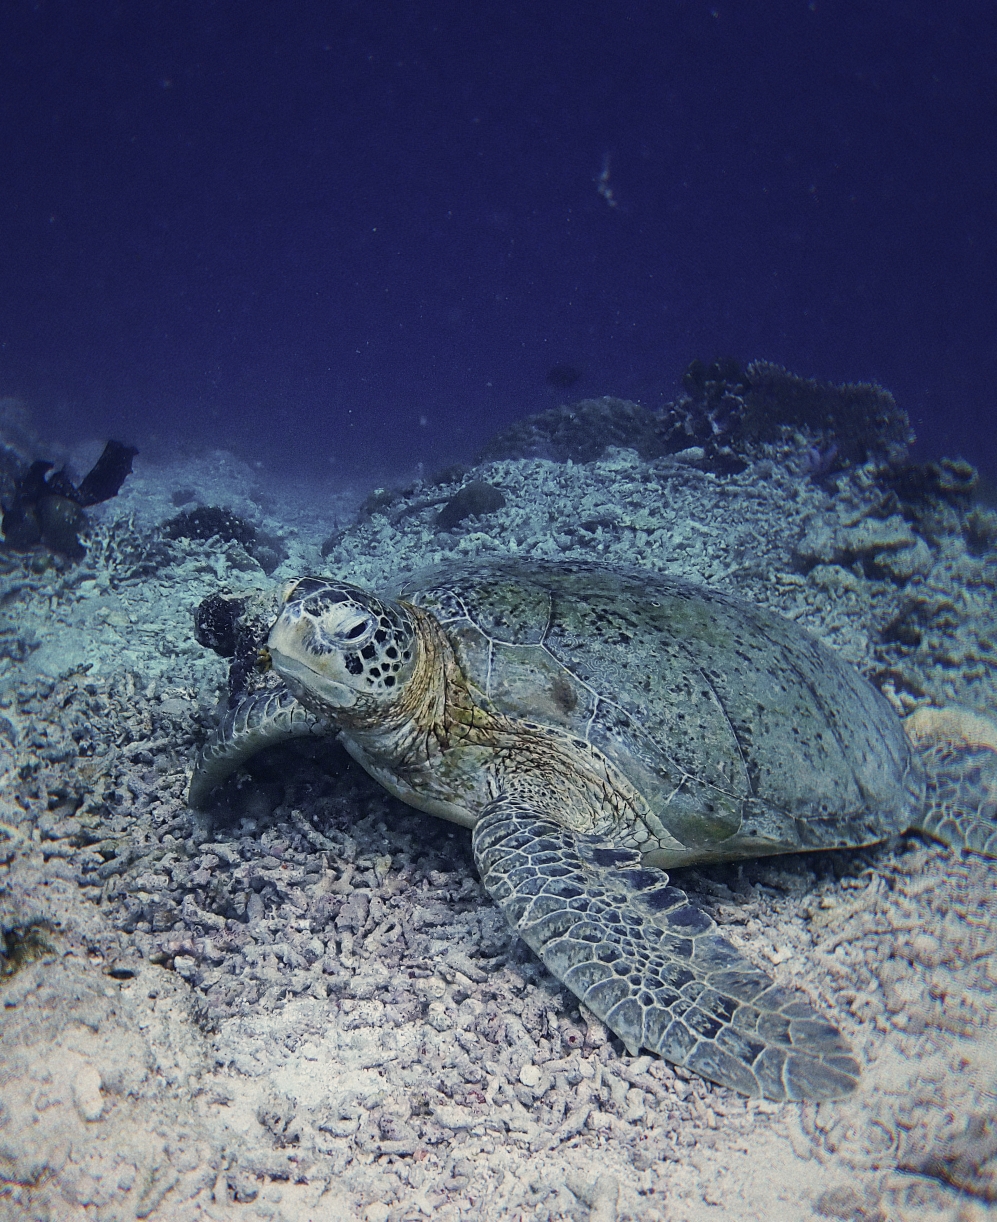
left=0, top=399, right=994, bottom=1218
left=0, top=904, right=53, bottom=980
left=163, top=506, right=287, bottom=575
left=477, top=359, right=912, bottom=477
left=662, top=359, right=912, bottom=473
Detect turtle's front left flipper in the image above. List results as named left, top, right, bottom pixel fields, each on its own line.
left=473, top=797, right=860, bottom=1102
left=188, top=686, right=332, bottom=809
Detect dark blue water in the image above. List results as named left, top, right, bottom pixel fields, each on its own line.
left=0, top=1, right=994, bottom=484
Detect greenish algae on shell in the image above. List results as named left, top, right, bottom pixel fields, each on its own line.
left=399, top=559, right=923, bottom=869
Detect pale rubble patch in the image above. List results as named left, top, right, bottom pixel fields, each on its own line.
left=0, top=441, right=995, bottom=1218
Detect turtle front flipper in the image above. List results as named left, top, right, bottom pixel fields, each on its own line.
left=188, top=686, right=332, bottom=809
left=473, top=798, right=860, bottom=1102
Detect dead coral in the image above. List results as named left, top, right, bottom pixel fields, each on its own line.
left=900, top=1112, right=997, bottom=1203
left=83, top=515, right=172, bottom=586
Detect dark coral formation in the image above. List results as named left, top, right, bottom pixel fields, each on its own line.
left=195, top=590, right=279, bottom=703
left=678, top=359, right=911, bottom=466
left=1, top=439, right=137, bottom=558
left=749, top=362, right=908, bottom=459
left=0, top=910, right=54, bottom=980
left=194, top=592, right=249, bottom=658
left=165, top=506, right=258, bottom=549
left=964, top=506, right=997, bottom=557
left=164, top=506, right=287, bottom=575
left=478, top=359, right=912, bottom=476
left=436, top=481, right=506, bottom=531
left=477, top=397, right=670, bottom=465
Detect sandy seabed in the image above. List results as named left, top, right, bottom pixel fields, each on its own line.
left=1, top=438, right=996, bottom=1221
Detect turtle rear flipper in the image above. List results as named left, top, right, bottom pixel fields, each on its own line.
left=473, top=798, right=860, bottom=1102
left=188, top=687, right=331, bottom=809
left=905, top=708, right=997, bottom=857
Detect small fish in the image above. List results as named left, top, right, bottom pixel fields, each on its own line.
left=804, top=442, right=840, bottom=479
left=546, top=364, right=583, bottom=390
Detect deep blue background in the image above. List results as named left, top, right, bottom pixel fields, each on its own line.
left=0, top=1, right=994, bottom=482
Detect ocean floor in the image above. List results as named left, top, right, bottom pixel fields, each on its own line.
left=1, top=434, right=997, bottom=1221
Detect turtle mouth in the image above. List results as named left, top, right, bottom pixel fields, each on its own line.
left=268, top=646, right=360, bottom=710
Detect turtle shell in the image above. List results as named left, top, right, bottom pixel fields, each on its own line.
left=400, top=559, right=923, bottom=864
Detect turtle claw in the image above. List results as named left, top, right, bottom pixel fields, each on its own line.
left=473, top=798, right=859, bottom=1102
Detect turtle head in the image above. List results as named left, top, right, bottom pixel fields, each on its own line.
left=268, top=577, right=417, bottom=714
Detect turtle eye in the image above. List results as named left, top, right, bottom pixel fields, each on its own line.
left=327, top=610, right=375, bottom=644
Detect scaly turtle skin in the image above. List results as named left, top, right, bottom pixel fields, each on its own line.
left=189, top=559, right=997, bottom=1101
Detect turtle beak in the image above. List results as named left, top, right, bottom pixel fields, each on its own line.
left=268, top=608, right=362, bottom=711
left=268, top=645, right=360, bottom=710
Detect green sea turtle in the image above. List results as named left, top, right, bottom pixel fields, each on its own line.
left=188, top=559, right=997, bottom=1101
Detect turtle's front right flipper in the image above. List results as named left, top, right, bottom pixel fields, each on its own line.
left=188, top=686, right=333, bottom=809
left=473, top=797, right=860, bottom=1102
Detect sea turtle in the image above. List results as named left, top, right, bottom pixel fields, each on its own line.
left=188, top=559, right=997, bottom=1102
